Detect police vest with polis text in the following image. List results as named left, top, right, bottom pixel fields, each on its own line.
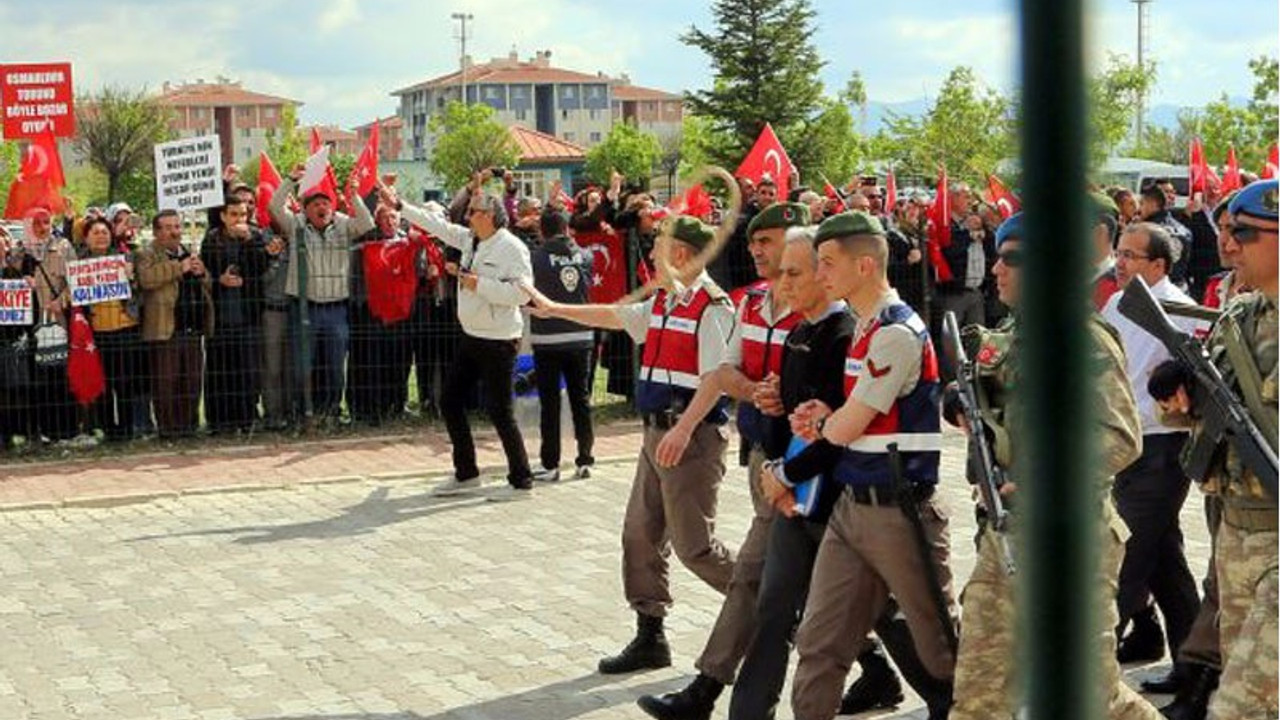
left=835, top=301, right=943, bottom=487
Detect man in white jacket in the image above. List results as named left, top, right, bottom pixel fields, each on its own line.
left=381, top=181, right=535, bottom=500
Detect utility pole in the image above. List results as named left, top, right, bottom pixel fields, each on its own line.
left=451, top=12, right=474, bottom=106
left=1133, top=0, right=1152, bottom=149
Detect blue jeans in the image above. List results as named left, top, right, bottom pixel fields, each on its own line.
left=291, top=300, right=349, bottom=417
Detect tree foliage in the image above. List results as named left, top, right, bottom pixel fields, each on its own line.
left=681, top=0, right=826, bottom=171
left=428, top=101, right=519, bottom=191
left=584, top=121, right=661, bottom=185
left=1087, top=54, right=1157, bottom=164
left=792, top=98, right=862, bottom=189
left=73, top=85, right=174, bottom=204
left=0, top=140, right=19, bottom=192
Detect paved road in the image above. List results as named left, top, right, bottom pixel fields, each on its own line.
left=0, top=428, right=1208, bottom=719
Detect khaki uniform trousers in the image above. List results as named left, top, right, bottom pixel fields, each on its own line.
left=951, top=504, right=1161, bottom=720
left=790, top=490, right=957, bottom=720
left=1209, top=515, right=1278, bottom=720
left=696, top=447, right=775, bottom=683
left=624, top=423, right=736, bottom=618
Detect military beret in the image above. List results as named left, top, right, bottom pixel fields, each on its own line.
left=813, top=211, right=884, bottom=245
left=1228, top=179, right=1278, bottom=222
left=670, top=215, right=716, bottom=251
left=1090, top=191, right=1119, bottom=219
left=747, top=202, right=810, bottom=237
left=995, top=212, right=1023, bottom=248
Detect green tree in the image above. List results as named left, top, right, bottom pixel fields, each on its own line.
left=677, top=114, right=721, bottom=179
left=428, top=101, right=519, bottom=191
left=1088, top=54, right=1157, bottom=163
left=0, top=139, right=20, bottom=192
left=791, top=98, right=862, bottom=188
left=584, top=121, right=661, bottom=184
left=73, top=85, right=174, bottom=203
left=841, top=70, right=869, bottom=131
left=1248, top=55, right=1278, bottom=140
left=680, top=0, right=826, bottom=170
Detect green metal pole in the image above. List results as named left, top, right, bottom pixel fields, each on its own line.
left=1018, top=1, right=1098, bottom=719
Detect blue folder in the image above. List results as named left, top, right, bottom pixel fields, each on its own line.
left=786, top=435, right=822, bottom=517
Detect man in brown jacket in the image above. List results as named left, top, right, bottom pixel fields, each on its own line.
left=137, top=210, right=213, bottom=439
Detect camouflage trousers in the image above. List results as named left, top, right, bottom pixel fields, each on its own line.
left=1209, top=520, right=1278, bottom=720
left=951, top=508, right=1161, bottom=720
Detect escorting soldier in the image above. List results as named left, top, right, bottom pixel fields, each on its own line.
left=945, top=212, right=1161, bottom=720
left=1154, top=179, right=1278, bottom=719
left=782, top=212, right=957, bottom=720
left=527, top=215, right=738, bottom=675
left=634, top=202, right=813, bottom=719
left=528, top=208, right=596, bottom=481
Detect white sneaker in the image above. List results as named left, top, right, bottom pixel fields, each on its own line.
left=574, top=464, right=593, bottom=480
left=532, top=467, right=561, bottom=483
left=486, top=485, right=533, bottom=502
left=432, top=475, right=483, bottom=496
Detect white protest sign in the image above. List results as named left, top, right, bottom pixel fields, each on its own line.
left=66, top=254, right=132, bottom=306
left=0, top=279, right=34, bottom=324
left=154, top=134, right=224, bottom=212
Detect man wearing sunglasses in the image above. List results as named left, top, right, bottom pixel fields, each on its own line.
left=1101, top=221, right=1207, bottom=675
left=1158, top=179, right=1278, bottom=720
left=386, top=183, right=536, bottom=502
left=947, top=213, right=1161, bottom=719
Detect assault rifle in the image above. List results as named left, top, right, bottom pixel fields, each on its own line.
left=941, top=311, right=1016, bottom=575
left=1118, top=277, right=1277, bottom=500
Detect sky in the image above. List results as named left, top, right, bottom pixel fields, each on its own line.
left=0, top=0, right=1275, bottom=129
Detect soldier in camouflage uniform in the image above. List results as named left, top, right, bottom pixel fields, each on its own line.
left=1159, top=179, right=1278, bottom=720
left=946, top=211, right=1162, bottom=720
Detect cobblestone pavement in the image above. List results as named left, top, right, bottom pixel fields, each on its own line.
left=0, top=424, right=1210, bottom=719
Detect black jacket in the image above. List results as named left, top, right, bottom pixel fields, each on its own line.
left=199, top=228, right=270, bottom=329
left=530, top=234, right=594, bottom=350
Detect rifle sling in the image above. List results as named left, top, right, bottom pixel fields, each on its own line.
left=1221, top=315, right=1278, bottom=453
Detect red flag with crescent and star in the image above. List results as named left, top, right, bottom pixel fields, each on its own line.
left=736, top=123, right=794, bottom=200
left=4, top=121, right=67, bottom=218
left=984, top=174, right=1020, bottom=219
left=255, top=151, right=283, bottom=228
left=1220, top=145, right=1243, bottom=195
left=927, top=167, right=953, bottom=282
left=346, top=121, right=380, bottom=202
left=1262, top=145, right=1279, bottom=180
left=67, top=308, right=105, bottom=406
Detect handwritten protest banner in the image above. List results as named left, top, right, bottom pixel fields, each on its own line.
left=66, top=255, right=131, bottom=307
left=0, top=62, right=74, bottom=138
left=154, top=135, right=223, bottom=212
left=0, top=279, right=34, bottom=324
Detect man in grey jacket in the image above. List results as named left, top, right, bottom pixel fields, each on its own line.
left=381, top=180, right=536, bottom=500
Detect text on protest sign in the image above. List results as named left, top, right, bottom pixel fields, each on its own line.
left=66, top=255, right=132, bottom=307
left=0, top=62, right=74, bottom=138
left=0, top=279, right=34, bottom=325
left=154, top=135, right=224, bottom=212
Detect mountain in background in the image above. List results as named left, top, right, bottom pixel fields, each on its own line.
left=853, top=96, right=1251, bottom=134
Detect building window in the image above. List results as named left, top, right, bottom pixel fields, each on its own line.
left=242, top=146, right=252, bottom=159
left=561, top=109, right=569, bottom=120
left=515, top=109, right=527, bottom=121
left=241, top=128, right=251, bottom=138
left=437, top=96, right=445, bottom=109
left=589, top=132, right=601, bottom=143
left=563, top=132, right=575, bottom=142
left=265, top=106, right=276, bottom=119
left=193, top=108, right=205, bottom=120
left=646, top=102, right=657, bottom=112
left=588, top=109, right=598, bottom=120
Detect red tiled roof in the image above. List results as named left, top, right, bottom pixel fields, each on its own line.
left=611, top=84, right=681, bottom=101
left=510, top=125, right=585, bottom=163
left=393, top=60, right=608, bottom=95
left=307, top=125, right=358, bottom=142
left=157, top=82, right=300, bottom=108
left=353, top=115, right=404, bottom=131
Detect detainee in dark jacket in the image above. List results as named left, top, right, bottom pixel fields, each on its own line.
left=528, top=209, right=596, bottom=480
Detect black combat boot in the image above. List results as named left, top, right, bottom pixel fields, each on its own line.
left=1159, top=666, right=1218, bottom=720
left=636, top=673, right=724, bottom=720
left=1142, top=662, right=1195, bottom=695
left=1117, top=607, right=1165, bottom=664
left=599, top=613, right=672, bottom=675
left=839, top=646, right=906, bottom=715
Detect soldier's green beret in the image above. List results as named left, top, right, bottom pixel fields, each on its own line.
left=747, top=202, right=810, bottom=237
left=1229, top=179, right=1278, bottom=222
left=1091, top=191, right=1119, bottom=219
left=671, top=215, right=716, bottom=251
left=813, top=211, right=884, bottom=245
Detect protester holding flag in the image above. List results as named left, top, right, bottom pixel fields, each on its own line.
left=79, top=216, right=144, bottom=443
left=934, top=182, right=993, bottom=333
left=268, top=153, right=375, bottom=422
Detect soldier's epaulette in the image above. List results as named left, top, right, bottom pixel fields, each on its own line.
left=705, top=283, right=731, bottom=305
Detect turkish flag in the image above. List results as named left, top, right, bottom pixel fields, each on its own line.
left=884, top=169, right=898, bottom=215
left=3, top=123, right=67, bottom=218
left=256, top=151, right=282, bottom=228
left=346, top=121, right=380, bottom=201
left=984, top=174, right=1020, bottom=219
left=576, top=227, right=628, bottom=303
left=308, top=127, right=343, bottom=207
left=673, top=184, right=714, bottom=219
left=1262, top=145, right=1278, bottom=180
left=67, top=309, right=105, bottom=406
left=927, top=167, right=953, bottom=282
left=736, top=123, right=794, bottom=200
left=363, top=235, right=421, bottom=325
left=823, top=182, right=846, bottom=213
left=1220, top=145, right=1242, bottom=195
left=1188, top=138, right=1221, bottom=195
